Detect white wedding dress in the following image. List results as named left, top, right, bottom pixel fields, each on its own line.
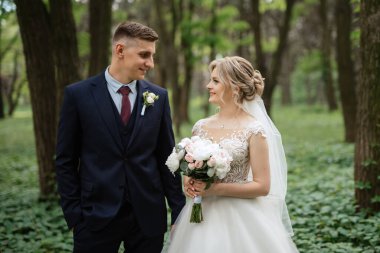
left=165, top=118, right=299, bottom=253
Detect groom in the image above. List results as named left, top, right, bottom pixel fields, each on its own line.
left=55, top=21, right=185, bottom=252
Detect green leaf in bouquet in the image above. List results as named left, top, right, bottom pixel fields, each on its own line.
left=205, top=179, right=214, bottom=190
left=179, top=160, right=188, bottom=171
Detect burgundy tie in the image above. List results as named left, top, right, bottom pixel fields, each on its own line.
left=118, top=86, right=131, bottom=125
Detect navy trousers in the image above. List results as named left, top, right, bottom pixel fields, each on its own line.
left=73, top=202, right=164, bottom=253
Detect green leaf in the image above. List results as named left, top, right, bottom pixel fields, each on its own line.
left=361, top=159, right=378, bottom=168
left=179, top=160, right=188, bottom=171
left=355, top=181, right=372, bottom=190
left=370, top=195, right=380, bottom=203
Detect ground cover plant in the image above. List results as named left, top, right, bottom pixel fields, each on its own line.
left=0, top=106, right=379, bottom=252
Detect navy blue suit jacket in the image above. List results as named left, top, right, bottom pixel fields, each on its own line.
left=55, top=73, right=185, bottom=236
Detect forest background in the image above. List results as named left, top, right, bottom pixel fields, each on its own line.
left=0, top=0, right=379, bottom=252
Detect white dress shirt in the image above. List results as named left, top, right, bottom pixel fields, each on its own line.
left=105, top=67, right=137, bottom=114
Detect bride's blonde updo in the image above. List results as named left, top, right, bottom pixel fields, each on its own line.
left=209, top=56, right=264, bottom=106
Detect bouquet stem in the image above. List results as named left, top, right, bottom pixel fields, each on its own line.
left=190, top=196, right=203, bottom=223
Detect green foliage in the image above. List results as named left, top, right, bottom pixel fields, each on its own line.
left=292, top=0, right=318, bottom=24
left=262, top=36, right=279, bottom=54
left=192, top=3, right=250, bottom=56
left=0, top=0, right=16, bottom=17
left=355, top=181, right=372, bottom=190
left=361, top=159, right=378, bottom=167
left=0, top=193, right=72, bottom=252
left=1, top=105, right=380, bottom=252
left=273, top=106, right=380, bottom=253
left=291, top=50, right=324, bottom=104
left=371, top=195, right=380, bottom=204
left=1, top=9, right=23, bottom=74
left=0, top=110, right=72, bottom=252
left=261, top=0, right=286, bottom=12
left=351, top=28, right=360, bottom=48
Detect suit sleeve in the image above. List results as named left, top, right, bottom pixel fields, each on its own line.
left=155, top=91, right=186, bottom=224
left=55, top=87, right=82, bottom=229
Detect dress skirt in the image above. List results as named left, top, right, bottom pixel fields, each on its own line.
left=165, top=196, right=299, bottom=253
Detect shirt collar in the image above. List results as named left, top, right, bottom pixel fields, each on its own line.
left=105, top=67, right=137, bottom=94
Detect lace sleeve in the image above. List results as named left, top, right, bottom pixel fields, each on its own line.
left=191, top=119, right=204, bottom=136
left=247, top=120, right=266, bottom=139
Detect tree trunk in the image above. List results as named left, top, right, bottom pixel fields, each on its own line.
left=1, top=32, right=20, bottom=119
left=250, top=0, right=268, bottom=78
left=154, top=0, right=181, bottom=134
left=354, top=0, right=380, bottom=213
left=49, top=0, right=81, bottom=113
left=240, top=0, right=296, bottom=113
left=320, top=0, right=338, bottom=111
left=6, top=50, right=24, bottom=117
left=7, top=79, right=25, bottom=117
left=16, top=0, right=80, bottom=199
left=305, top=77, right=313, bottom=105
left=179, top=0, right=195, bottom=124
left=152, top=2, right=168, bottom=88
left=203, top=0, right=218, bottom=117
left=281, top=73, right=292, bottom=105
left=263, top=0, right=296, bottom=115
left=335, top=0, right=357, bottom=142
left=0, top=77, right=4, bottom=119
left=15, top=0, right=57, bottom=199
left=281, top=50, right=292, bottom=105
left=88, top=0, right=113, bottom=77
left=0, top=2, right=4, bottom=119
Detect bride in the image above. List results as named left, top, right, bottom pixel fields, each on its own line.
left=165, top=56, right=299, bottom=253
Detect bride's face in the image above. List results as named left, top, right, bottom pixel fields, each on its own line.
left=207, top=68, right=233, bottom=106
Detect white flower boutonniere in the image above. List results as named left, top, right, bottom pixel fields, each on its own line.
left=141, top=91, right=159, bottom=116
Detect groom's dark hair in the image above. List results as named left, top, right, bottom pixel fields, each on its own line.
left=112, top=21, right=159, bottom=43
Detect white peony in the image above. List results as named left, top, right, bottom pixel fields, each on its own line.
left=215, top=168, right=227, bottom=179
left=178, top=137, right=191, bottom=149
left=193, top=146, right=213, bottom=161
left=147, top=96, right=154, bottom=104
left=191, top=136, right=201, bottom=142
left=188, top=163, right=195, bottom=170
left=192, top=139, right=217, bottom=161
left=165, top=149, right=180, bottom=173
left=177, top=149, right=185, bottom=160
left=207, top=157, right=216, bottom=167
left=207, top=168, right=215, bottom=177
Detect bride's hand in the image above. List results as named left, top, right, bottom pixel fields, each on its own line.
left=183, top=176, right=197, bottom=198
left=193, top=180, right=215, bottom=197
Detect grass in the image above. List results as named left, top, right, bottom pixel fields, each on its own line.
left=0, top=103, right=379, bottom=252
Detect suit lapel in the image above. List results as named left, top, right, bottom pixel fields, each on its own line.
left=90, top=74, right=123, bottom=151
left=127, top=80, right=149, bottom=150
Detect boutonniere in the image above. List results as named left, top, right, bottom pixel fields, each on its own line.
left=141, top=91, right=159, bottom=116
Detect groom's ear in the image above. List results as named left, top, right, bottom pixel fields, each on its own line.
left=115, top=44, right=124, bottom=58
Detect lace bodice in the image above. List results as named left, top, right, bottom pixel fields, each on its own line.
left=192, top=118, right=266, bottom=183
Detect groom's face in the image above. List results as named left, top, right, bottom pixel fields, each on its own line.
left=120, top=38, right=156, bottom=81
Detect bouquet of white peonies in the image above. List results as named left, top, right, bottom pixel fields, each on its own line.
left=166, top=136, right=233, bottom=223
